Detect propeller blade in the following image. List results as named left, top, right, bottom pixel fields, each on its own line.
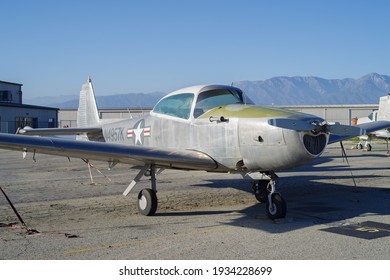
left=327, top=123, right=366, bottom=136
left=268, top=118, right=315, bottom=131
left=268, top=118, right=367, bottom=136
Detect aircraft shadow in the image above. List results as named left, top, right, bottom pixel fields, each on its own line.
left=155, top=210, right=233, bottom=217
left=186, top=179, right=390, bottom=233
left=230, top=184, right=390, bottom=233
left=183, top=153, right=390, bottom=233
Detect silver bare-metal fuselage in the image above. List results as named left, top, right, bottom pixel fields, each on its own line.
left=102, top=103, right=329, bottom=172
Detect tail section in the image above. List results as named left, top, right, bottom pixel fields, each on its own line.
left=377, top=93, right=390, bottom=121
left=77, top=76, right=100, bottom=128
left=357, top=93, right=390, bottom=125
left=77, top=76, right=101, bottom=141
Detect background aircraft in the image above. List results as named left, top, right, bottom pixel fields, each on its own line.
left=354, top=94, right=390, bottom=151
left=1, top=78, right=389, bottom=219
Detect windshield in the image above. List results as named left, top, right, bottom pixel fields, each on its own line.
left=153, top=93, right=194, bottom=119
left=194, top=89, right=254, bottom=118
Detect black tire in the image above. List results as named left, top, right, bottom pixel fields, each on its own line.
left=366, top=144, right=372, bottom=151
left=137, top=188, right=158, bottom=216
left=266, top=193, right=287, bottom=219
left=252, top=180, right=269, bottom=203
left=356, top=143, right=363, bottom=150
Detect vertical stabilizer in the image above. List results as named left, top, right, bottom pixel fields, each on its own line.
left=378, top=94, right=390, bottom=121
left=77, top=76, right=100, bottom=128
left=77, top=77, right=100, bottom=141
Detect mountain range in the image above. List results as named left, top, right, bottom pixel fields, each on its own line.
left=23, top=73, right=390, bottom=109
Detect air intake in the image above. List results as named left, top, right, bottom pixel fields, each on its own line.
left=303, top=134, right=327, bottom=155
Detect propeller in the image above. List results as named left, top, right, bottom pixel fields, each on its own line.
left=268, top=118, right=366, bottom=136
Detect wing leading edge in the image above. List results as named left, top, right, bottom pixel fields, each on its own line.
left=0, top=133, right=217, bottom=171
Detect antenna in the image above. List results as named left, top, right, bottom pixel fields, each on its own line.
left=127, top=108, right=133, bottom=119
left=243, top=90, right=247, bottom=105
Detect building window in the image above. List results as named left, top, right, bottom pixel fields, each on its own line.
left=0, top=91, right=12, bottom=102
left=15, top=117, right=38, bottom=129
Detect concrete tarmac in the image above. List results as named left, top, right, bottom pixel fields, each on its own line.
left=0, top=142, right=389, bottom=260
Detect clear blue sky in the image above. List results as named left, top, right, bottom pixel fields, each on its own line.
left=1, top=0, right=390, bottom=98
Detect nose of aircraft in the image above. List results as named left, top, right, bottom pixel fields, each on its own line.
left=265, top=128, right=328, bottom=171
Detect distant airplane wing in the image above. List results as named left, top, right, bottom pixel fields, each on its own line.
left=0, top=133, right=217, bottom=171
left=328, top=120, right=390, bottom=144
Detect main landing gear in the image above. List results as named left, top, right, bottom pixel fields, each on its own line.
left=123, top=164, right=159, bottom=216
left=354, top=135, right=372, bottom=151
left=252, top=173, right=287, bottom=219
left=355, top=142, right=372, bottom=151
left=137, top=188, right=158, bottom=216
left=125, top=165, right=287, bottom=220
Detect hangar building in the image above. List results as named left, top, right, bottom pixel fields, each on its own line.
left=58, top=104, right=378, bottom=128
left=0, top=80, right=59, bottom=133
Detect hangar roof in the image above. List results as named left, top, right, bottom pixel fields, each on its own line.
left=0, top=102, right=58, bottom=110
left=0, top=80, right=23, bottom=86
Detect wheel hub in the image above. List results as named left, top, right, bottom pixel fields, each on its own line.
left=138, top=196, right=147, bottom=210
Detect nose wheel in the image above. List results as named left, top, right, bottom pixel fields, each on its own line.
left=266, top=193, right=287, bottom=219
left=266, top=180, right=287, bottom=219
left=252, top=177, right=287, bottom=219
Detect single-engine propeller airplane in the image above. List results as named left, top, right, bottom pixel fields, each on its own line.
left=1, top=77, right=390, bottom=219
left=353, top=94, right=390, bottom=151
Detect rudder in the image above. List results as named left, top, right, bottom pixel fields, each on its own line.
left=378, top=94, right=390, bottom=121
left=77, top=76, right=100, bottom=128
left=77, top=77, right=101, bottom=141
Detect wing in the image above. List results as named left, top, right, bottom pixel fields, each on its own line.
left=17, top=127, right=104, bottom=141
left=328, top=120, right=390, bottom=144
left=0, top=133, right=217, bottom=171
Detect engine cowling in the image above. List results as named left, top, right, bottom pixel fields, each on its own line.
left=238, top=119, right=328, bottom=171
